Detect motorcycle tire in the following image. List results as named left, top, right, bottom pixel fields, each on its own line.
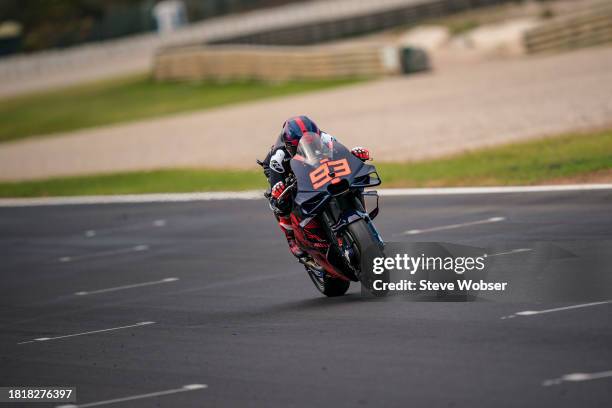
left=346, top=219, right=387, bottom=296
left=307, top=267, right=350, bottom=297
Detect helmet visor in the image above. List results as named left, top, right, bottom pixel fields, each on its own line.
left=285, top=140, right=298, bottom=156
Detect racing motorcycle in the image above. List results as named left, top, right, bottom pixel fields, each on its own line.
left=260, top=132, right=385, bottom=297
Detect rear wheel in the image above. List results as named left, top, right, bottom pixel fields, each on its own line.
left=306, top=266, right=350, bottom=297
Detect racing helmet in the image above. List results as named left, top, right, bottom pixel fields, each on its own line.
left=281, top=115, right=320, bottom=156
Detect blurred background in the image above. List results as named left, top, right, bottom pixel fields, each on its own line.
left=0, top=0, right=313, bottom=54
left=0, top=0, right=610, bottom=196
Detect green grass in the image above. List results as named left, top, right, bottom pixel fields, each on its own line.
left=445, top=19, right=480, bottom=36
left=378, top=129, right=612, bottom=187
left=0, top=129, right=610, bottom=197
left=0, top=168, right=267, bottom=198
left=0, top=75, right=362, bottom=143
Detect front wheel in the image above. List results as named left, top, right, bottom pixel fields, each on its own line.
left=346, top=219, right=386, bottom=295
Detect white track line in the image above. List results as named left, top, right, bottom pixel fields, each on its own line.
left=1, top=184, right=611, bottom=207
left=84, top=219, right=167, bottom=238
left=74, top=277, right=179, bottom=296
left=404, top=216, right=505, bottom=235
left=542, top=370, right=612, bottom=386
left=501, top=300, right=612, bottom=319
left=152, top=219, right=166, bottom=227
left=486, top=248, right=532, bottom=257
left=380, top=184, right=612, bottom=196
left=58, top=245, right=149, bottom=263
left=18, top=321, right=155, bottom=344
left=56, top=384, right=207, bottom=408
left=0, top=191, right=263, bottom=207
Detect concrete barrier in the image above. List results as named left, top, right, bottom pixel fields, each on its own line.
left=524, top=1, right=612, bottom=54
left=0, top=0, right=514, bottom=97
left=153, top=43, right=405, bottom=81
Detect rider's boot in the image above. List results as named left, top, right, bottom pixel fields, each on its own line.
left=278, top=216, right=323, bottom=277
left=278, top=216, right=306, bottom=259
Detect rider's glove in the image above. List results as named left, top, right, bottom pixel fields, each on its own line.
left=269, top=181, right=291, bottom=215
left=351, top=147, right=370, bottom=161
left=271, top=181, right=286, bottom=200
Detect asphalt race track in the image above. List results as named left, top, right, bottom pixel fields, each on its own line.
left=1, top=190, right=611, bottom=407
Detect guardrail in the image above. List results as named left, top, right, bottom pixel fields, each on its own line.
left=153, top=43, right=406, bottom=81
left=524, top=1, right=612, bottom=54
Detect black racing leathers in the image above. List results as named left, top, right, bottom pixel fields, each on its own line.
left=261, top=136, right=293, bottom=215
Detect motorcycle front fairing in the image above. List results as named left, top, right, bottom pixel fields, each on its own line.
left=290, top=133, right=380, bottom=219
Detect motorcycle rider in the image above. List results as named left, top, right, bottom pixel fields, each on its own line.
left=260, top=115, right=370, bottom=260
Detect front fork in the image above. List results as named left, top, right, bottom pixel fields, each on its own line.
left=319, top=192, right=383, bottom=280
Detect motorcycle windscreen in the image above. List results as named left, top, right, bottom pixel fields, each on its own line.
left=294, top=132, right=335, bottom=165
